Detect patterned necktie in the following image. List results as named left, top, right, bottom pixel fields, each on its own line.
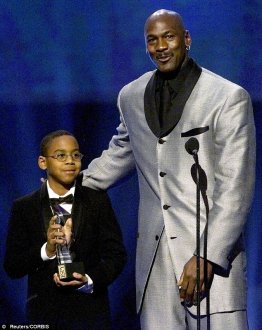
left=159, top=80, right=171, bottom=129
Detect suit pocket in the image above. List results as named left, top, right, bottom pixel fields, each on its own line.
left=181, top=126, right=209, bottom=137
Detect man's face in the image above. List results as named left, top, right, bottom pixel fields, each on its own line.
left=39, top=135, right=81, bottom=192
left=145, top=14, right=191, bottom=72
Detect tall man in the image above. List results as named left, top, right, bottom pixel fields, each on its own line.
left=82, top=9, right=255, bottom=329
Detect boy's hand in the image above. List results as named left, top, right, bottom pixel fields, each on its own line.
left=53, top=272, right=88, bottom=287
left=46, top=216, right=66, bottom=257
left=63, top=218, right=73, bottom=245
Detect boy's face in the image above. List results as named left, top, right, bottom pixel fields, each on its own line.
left=38, top=135, right=81, bottom=193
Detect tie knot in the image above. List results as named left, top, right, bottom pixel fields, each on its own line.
left=50, top=194, right=74, bottom=206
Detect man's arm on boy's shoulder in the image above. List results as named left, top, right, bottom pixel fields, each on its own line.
left=82, top=112, right=136, bottom=191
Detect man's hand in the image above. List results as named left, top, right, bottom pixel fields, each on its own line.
left=177, top=256, right=213, bottom=306
left=46, top=216, right=73, bottom=257
left=53, top=272, right=88, bottom=287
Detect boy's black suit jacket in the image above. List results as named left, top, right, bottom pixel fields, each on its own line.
left=4, top=180, right=127, bottom=326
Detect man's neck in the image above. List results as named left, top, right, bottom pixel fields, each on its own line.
left=157, top=56, right=189, bottom=80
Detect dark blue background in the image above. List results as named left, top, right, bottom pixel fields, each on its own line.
left=0, top=1, right=261, bottom=329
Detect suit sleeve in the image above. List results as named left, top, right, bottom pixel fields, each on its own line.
left=82, top=91, right=136, bottom=190
left=4, top=200, right=46, bottom=278
left=200, top=87, right=256, bottom=269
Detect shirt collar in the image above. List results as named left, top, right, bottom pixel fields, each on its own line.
left=47, top=180, right=76, bottom=199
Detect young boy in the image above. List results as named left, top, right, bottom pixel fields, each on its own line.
left=4, top=130, right=127, bottom=329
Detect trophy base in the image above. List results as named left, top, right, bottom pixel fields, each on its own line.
left=58, top=262, right=85, bottom=282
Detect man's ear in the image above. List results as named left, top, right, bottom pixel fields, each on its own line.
left=185, top=30, right=192, bottom=48
left=38, top=156, right=47, bottom=170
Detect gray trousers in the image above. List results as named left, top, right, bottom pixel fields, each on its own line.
left=140, top=230, right=248, bottom=330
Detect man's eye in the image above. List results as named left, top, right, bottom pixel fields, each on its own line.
left=147, top=38, right=156, bottom=44
left=166, top=34, right=175, bottom=40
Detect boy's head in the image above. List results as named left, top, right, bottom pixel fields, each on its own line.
left=38, top=130, right=82, bottom=194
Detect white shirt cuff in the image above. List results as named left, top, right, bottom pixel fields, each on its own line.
left=77, top=274, right=93, bottom=294
left=41, top=242, right=56, bottom=261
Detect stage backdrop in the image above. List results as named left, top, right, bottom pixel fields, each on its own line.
left=0, top=1, right=261, bottom=329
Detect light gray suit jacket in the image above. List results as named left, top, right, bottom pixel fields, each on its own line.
left=83, top=63, right=256, bottom=315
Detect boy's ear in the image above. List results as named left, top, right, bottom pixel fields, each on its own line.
left=38, top=156, right=47, bottom=170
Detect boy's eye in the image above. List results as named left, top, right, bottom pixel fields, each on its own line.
left=56, top=153, right=66, bottom=160
left=72, top=152, right=81, bottom=160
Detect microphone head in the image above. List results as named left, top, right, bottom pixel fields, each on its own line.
left=185, top=137, right=199, bottom=155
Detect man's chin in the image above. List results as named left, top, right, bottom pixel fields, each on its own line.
left=156, top=61, right=177, bottom=73
left=158, top=66, right=175, bottom=73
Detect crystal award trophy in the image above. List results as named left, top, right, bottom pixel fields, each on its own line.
left=53, top=205, right=85, bottom=281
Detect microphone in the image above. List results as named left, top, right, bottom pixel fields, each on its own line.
left=185, top=137, right=199, bottom=155
left=185, top=136, right=208, bottom=194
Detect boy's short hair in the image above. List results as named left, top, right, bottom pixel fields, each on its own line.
left=40, top=130, right=74, bottom=155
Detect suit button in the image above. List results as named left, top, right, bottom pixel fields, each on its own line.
left=159, top=138, right=166, bottom=144
left=155, top=235, right=159, bottom=241
left=159, top=172, right=166, bottom=177
left=163, top=204, right=170, bottom=210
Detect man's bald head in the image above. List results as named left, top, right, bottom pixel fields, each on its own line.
left=144, top=10, right=185, bottom=35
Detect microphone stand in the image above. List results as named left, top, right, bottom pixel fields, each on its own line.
left=185, top=137, right=210, bottom=329
left=192, top=151, right=201, bottom=330
left=191, top=156, right=210, bottom=330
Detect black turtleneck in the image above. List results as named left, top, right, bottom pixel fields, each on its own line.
left=155, top=57, right=192, bottom=114
left=143, top=57, right=202, bottom=138
left=155, top=57, right=198, bottom=137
